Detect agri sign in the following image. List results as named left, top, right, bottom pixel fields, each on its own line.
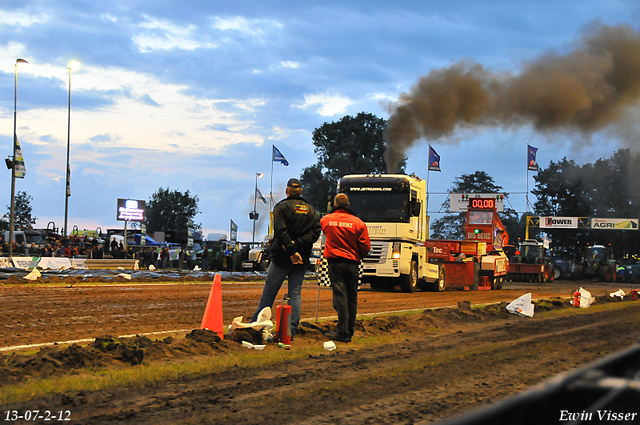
left=591, top=218, right=638, bottom=230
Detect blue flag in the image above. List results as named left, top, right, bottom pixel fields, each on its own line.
left=272, top=145, right=289, bottom=166
left=256, top=187, right=267, bottom=204
left=428, top=146, right=441, bottom=172
left=527, top=145, right=538, bottom=171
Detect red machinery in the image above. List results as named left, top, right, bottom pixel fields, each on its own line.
left=426, top=197, right=509, bottom=290
left=506, top=239, right=554, bottom=283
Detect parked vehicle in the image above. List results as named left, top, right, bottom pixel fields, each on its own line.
left=575, top=244, right=616, bottom=282
left=506, top=239, right=554, bottom=283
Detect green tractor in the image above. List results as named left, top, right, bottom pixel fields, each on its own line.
left=575, top=244, right=616, bottom=282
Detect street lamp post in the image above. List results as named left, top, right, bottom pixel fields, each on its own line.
left=9, top=58, right=28, bottom=257
left=251, top=172, right=264, bottom=244
left=63, top=61, right=80, bottom=237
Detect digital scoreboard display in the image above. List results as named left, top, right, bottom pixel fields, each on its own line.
left=469, top=198, right=495, bottom=210
left=117, top=198, right=146, bottom=221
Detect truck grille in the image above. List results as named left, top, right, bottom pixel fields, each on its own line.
left=363, top=242, right=387, bottom=264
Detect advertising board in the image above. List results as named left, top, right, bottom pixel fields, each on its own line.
left=540, top=217, right=578, bottom=229
left=450, top=193, right=504, bottom=212
left=117, top=198, right=146, bottom=221
left=591, top=218, right=638, bottom=230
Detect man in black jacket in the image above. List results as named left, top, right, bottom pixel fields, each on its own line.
left=251, top=178, right=321, bottom=337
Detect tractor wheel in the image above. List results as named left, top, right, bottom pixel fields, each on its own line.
left=432, top=264, right=446, bottom=292
left=598, top=265, right=614, bottom=282
left=491, top=277, right=499, bottom=290
left=553, top=266, right=562, bottom=280
left=400, top=260, right=419, bottom=293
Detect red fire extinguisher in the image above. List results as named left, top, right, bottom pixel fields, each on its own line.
left=632, top=289, right=638, bottom=301
left=572, top=290, right=581, bottom=307
left=275, top=294, right=292, bottom=345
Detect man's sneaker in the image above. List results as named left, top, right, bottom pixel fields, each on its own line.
left=325, top=330, right=351, bottom=343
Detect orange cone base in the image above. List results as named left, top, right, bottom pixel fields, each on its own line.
left=200, top=273, right=224, bottom=339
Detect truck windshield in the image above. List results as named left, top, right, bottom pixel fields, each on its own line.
left=468, top=211, right=493, bottom=225
left=346, top=192, right=409, bottom=222
left=26, top=234, right=44, bottom=245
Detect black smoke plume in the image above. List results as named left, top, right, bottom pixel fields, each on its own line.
left=384, top=24, right=640, bottom=172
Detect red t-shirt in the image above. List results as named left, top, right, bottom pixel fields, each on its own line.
left=321, top=209, right=371, bottom=262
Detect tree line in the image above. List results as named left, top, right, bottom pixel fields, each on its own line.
left=2, top=188, right=200, bottom=234
left=299, top=113, right=640, bottom=259
left=4, top=111, right=639, bottom=261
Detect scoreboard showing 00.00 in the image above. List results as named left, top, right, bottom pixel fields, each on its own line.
left=469, top=198, right=495, bottom=210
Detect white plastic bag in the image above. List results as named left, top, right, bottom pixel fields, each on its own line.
left=573, top=287, right=593, bottom=308
left=609, top=289, right=625, bottom=300
left=23, top=268, right=41, bottom=281
left=228, top=307, right=274, bottom=334
left=506, top=293, right=535, bottom=317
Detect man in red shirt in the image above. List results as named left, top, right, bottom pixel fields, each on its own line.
left=321, top=193, right=371, bottom=343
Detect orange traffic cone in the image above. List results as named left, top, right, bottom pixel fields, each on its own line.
left=200, top=273, right=224, bottom=339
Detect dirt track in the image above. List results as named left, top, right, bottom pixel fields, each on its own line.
left=2, top=279, right=640, bottom=424
left=0, top=278, right=613, bottom=348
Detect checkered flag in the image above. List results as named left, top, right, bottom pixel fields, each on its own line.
left=315, top=248, right=363, bottom=287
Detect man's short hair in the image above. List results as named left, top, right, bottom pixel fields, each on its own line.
left=334, top=193, right=350, bottom=209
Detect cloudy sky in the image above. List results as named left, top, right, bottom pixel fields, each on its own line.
left=1, top=1, right=639, bottom=241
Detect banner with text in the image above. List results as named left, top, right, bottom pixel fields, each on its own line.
left=540, top=217, right=578, bottom=229
left=591, top=218, right=638, bottom=230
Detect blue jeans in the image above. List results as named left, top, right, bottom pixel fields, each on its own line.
left=252, top=261, right=306, bottom=336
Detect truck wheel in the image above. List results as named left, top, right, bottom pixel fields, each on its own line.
left=553, top=267, right=562, bottom=280
left=497, top=276, right=504, bottom=290
left=400, top=260, right=419, bottom=293
left=370, top=280, right=384, bottom=290
left=431, top=264, right=446, bottom=292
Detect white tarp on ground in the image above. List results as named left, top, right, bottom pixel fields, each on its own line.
left=506, top=293, right=535, bottom=317
left=610, top=289, right=626, bottom=300
left=23, top=268, right=41, bottom=281
left=574, top=287, right=594, bottom=308
left=228, top=307, right=273, bottom=333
